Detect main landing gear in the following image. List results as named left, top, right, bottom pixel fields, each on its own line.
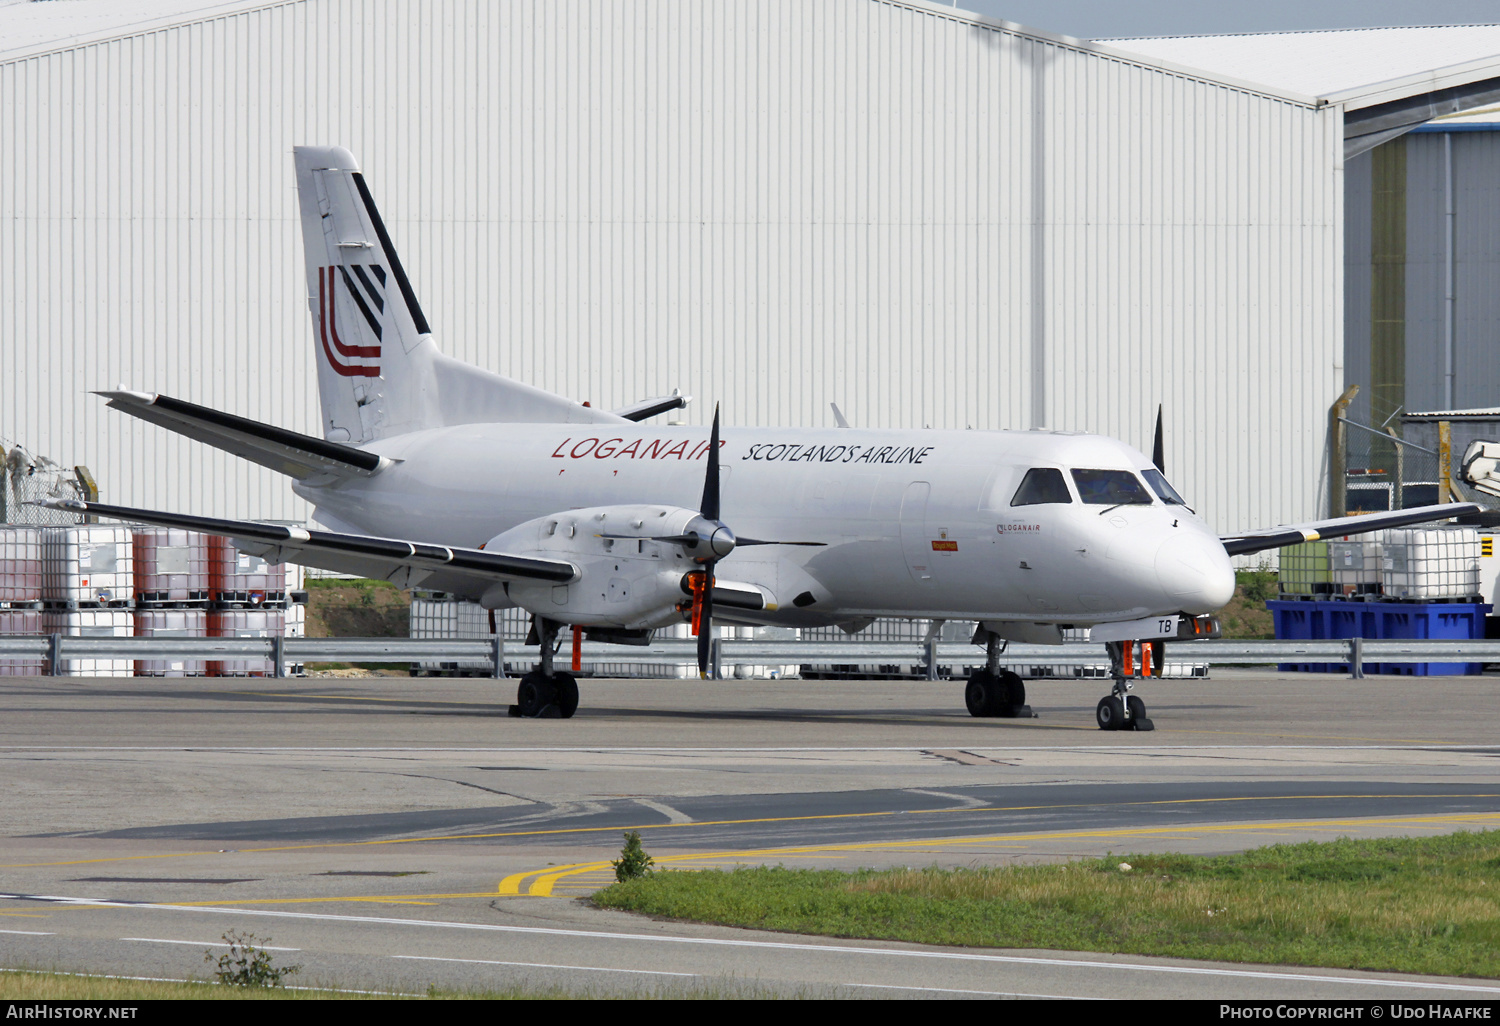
left=1097, top=640, right=1155, bottom=731
left=509, top=616, right=579, bottom=719
left=965, top=631, right=1034, bottom=719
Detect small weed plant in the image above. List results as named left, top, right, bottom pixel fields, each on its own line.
left=613, top=830, right=655, bottom=882
left=205, top=930, right=302, bottom=987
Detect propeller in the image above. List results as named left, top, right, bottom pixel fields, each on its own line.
left=1152, top=404, right=1165, bottom=474
left=597, top=404, right=825, bottom=677
left=680, top=406, right=824, bottom=677
left=689, top=406, right=727, bottom=677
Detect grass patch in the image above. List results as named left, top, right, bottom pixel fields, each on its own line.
left=1219, top=567, right=1277, bottom=639
left=0, top=970, right=399, bottom=1000
left=303, top=579, right=410, bottom=640
left=594, top=831, right=1500, bottom=978
left=0, top=969, right=825, bottom=1000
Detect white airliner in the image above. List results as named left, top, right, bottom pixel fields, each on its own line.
left=55, top=147, right=1480, bottom=730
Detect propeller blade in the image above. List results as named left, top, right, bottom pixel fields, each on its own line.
left=1152, top=405, right=1165, bottom=474
left=696, top=563, right=715, bottom=677
left=700, top=404, right=721, bottom=523
left=737, top=537, right=827, bottom=547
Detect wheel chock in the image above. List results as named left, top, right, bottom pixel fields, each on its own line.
left=1131, top=717, right=1155, bottom=732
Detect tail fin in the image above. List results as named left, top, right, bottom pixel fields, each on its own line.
left=293, top=146, right=621, bottom=443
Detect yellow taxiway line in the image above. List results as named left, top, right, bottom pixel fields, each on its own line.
left=497, top=811, right=1500, bottom=896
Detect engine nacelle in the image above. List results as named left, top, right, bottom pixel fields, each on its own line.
left=482, top=504, right=713, bottom=628
left=1463, top=440, right=1500, bottom=499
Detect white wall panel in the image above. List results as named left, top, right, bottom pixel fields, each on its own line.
left=1, top=0, right=1340, bottom=537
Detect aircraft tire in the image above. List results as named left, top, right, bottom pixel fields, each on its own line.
left=1126, top=695, right=1146, bottom=724
left=1000, top=671, right=1026, bottom=717
left=964, top=672, right=1000, bottom=717
left=554, top=673, right=580, bottom=719
left=1096, top=695, right=1125, bottom=731
left=516, top=672, right=555, bottom=718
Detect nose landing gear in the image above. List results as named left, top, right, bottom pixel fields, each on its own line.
left=1097, top=640, right=1155, bottom=731
left=509, top=616, right=580, bottom=719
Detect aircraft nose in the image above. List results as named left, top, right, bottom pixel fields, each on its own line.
left=1154, top=532, right=1236, bottom=613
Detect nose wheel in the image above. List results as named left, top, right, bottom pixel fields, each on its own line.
left=1098, top=640, right=1155, bottom=731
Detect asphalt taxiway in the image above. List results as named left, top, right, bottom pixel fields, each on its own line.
left=2, top=670, right=1499, bottom=998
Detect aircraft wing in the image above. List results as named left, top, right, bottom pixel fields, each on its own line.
left=1220, top=502, right=1484, bottom=557
left=97, top=390, right=397, bottom=483
left=43, top=499, right=577, bottom=596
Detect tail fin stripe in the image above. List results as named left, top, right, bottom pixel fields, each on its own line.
left=338, top=265, right=385, bottom=339
left=350, top=264, right=385, bottom=313
left=318, top=268, right=380, bottom=378
left=324, top=267, right=381, bottom=358
left=352, top=172, right=431, bottom=335
left=371, top=264, right=387, bottom=287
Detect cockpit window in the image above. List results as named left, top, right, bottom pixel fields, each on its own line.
left=1010, top=467, right=1073, bottom=506
left=1070, top=468, right=1153, bottom=506
left=1142, top=468, right=1188, bottom=506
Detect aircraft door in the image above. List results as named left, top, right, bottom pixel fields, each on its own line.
left=899, top=481, right=933, bottom=585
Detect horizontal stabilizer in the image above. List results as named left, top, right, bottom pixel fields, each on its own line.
left=612, top=392, right=691, bottom=423
left=42, top=499, right=578, bottom=597
left=98, top=390, right=397, bottom=483
left=1221, top=502, right=1483, bottom=557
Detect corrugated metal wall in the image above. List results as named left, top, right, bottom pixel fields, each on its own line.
left=1, top=0, right=1341, bottom=536
left=1405, top=130, right=1500, bottom=414
left=1345, top=129, right=1500, bottom=433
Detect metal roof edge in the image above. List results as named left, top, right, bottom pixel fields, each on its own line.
left=0, top=0, right=1328, bottom=107
left=0, top=0, right=303, bottom=66
left=1106, top=23, right=1500, bottom=43
left=1320, top=52, right=1500, bottom=108
left=882, top=0, right=1322, bottom=107
left=1411, top=121, right=1500, bottom=132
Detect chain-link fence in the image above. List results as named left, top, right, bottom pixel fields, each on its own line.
left=0, top=441, right=90, bottom=526
left=1339, top=415, right=1500, bottom=513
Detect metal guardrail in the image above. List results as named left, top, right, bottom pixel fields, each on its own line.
left=3, top=635, right=1500, bottom=678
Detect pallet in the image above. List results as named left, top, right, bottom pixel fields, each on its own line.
left=137, top=591, right=210, bottom=606
left=210, top=592, right=288, bottom=609
left=41, top=599, right=134, bottom=610
left=0, top=599, right=43, bottom=610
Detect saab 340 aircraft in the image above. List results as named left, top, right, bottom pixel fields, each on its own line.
left=55, top=147, right=1480, bottom=730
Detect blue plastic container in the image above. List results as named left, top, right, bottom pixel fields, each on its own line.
left=1373, top=604, right=1490, bottom=675
left=1267, top=599, right=1490, bottom=675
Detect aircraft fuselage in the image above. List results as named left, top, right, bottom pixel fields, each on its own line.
left=295, top=422, right=1236, bottom=627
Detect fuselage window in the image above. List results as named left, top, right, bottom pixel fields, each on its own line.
left=1010, top=467, right=1073, bottom=506
left=1143, top=468, right=1188, bottom=506
left=1070, top=468, right=1153, bottom=506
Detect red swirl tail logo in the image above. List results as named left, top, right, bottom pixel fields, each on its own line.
left=318, top=264, right=385, bottom=378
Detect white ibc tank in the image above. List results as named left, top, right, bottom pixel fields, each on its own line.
left=134, top=608, right=208, bottom=676
left=43, top=527, right=134, bottom=606
left=44, top=608, right=133, bottom=676
left=1380, top=527, right=1482, bottom=600
left=134, top=529, right=210, bottom=603
left=285, top=602, right=306, bottom=676
left=408, top=595, right=494, bottom=671
left=0, top=608, right=45, bottom=675
left=208, top=536, right=286, bottom=605
left=208, top=608, right=286, bottom=676
left=0, top=527, right=45, bottom=604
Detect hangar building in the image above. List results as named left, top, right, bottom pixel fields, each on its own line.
left=2, top=0, right=1498, bottom=543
